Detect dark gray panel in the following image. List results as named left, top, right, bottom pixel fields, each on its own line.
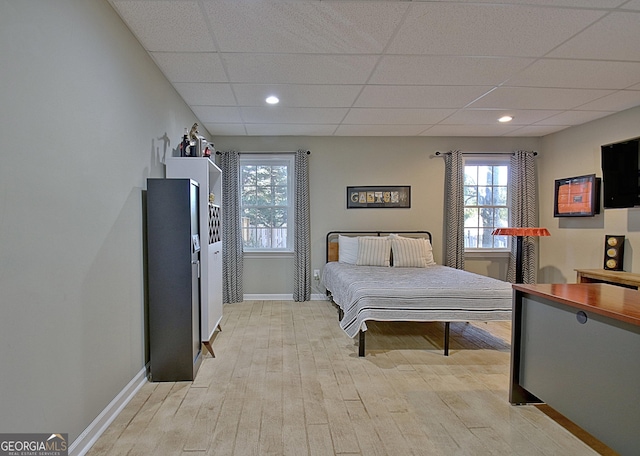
left=520, top=296, right=640, bottom=455
left=146, top=178, right=202, bottom=382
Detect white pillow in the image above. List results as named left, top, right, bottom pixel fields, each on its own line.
left=338, top=235, right=359, bottom=264
left=390, top=235, right=436, bottom=267
left=356, top=237, right=391, bottom=267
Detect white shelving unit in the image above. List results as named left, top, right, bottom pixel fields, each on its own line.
left=165, top=157, right=222, bottom=356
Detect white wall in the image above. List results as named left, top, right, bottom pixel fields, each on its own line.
left=213, top=136, right=540, bottom=294
left=0, top=0, right=202, bottom=443
left=539, top=106, right=640, bottom=283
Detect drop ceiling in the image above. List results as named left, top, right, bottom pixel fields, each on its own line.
left=108, top=0, right=640, bottom=137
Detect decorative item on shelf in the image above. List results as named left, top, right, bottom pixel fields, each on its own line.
left=185, top=122, right=214, bottom=158
left=209, top=193, right=215, bottom=204
left=491, top=227, right=550, bottom=283
left=188, top=122, right=198, bottom=140
left=188, top=123, right=199, bottom=157
left=180, top=127, right=189, bottom=157
left=603, top=235, right=625, bottom=271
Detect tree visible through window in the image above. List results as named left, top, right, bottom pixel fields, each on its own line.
left=240, top=155, right=294, bottom=251
left=464, top=162, right=509, bottom=249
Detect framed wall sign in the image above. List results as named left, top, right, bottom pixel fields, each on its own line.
left=554, top=174, right=601, bottom=217
left=347, top=186, right=411, bottom=209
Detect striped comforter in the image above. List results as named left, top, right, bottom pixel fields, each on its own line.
left=322, top=262, right=513, bottom=338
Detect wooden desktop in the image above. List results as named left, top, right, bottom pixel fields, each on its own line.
left=575, top=268, right=640, bottom=289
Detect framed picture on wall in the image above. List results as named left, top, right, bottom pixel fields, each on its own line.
left=553, top=174, right=601, bottom=217
left=347, top=186, right=411, bottom=209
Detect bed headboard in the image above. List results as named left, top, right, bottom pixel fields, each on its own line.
left=326, top=230, right=433, bottom=263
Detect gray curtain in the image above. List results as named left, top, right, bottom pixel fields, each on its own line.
left=220, top=150, right=243, bottom=303
left=508, top=151, right=538, bottom=284
left=443, top=150, right=465, bottom=269
left=294, top=150, right=311, bottom=301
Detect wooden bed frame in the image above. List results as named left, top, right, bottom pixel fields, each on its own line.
left=324, top=230, right=455, bottom=356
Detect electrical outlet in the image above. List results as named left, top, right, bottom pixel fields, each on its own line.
left=313, top=269, right=320, bottom=280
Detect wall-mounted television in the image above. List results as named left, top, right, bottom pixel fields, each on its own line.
left=554, top=174, right=600, bottom=217
left=601, top=137, right=640, bottom=209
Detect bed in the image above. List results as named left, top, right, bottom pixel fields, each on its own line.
left=321, top=231, right=513, bottom=356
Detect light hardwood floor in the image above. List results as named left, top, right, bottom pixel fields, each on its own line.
left=87, top=300, right=606, bottom=456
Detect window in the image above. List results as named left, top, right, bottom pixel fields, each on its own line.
left=464, top=158, right=509, bottom=250
left=240, top=155, right=294, bottom=252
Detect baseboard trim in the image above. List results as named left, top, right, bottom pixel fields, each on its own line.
left=243, top=293, right=327, bottom=301
left=69, top=365, right=148, bottom=456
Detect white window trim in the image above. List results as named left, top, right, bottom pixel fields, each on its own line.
left=243, top=252, right=295, bottom=259
left=465, top=249, right=510, bottom=259
left=463, top=154, right=511, bottom=253
left=240, top=154, right=295, bottom=253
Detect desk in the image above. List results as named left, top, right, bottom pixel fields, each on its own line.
left=575, top=268, right=640, bottom=289
left=511, top=283, right=640, bottom=456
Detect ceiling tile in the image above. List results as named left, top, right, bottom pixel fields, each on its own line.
left=191, top=106, right=242, bottom=123
left=233, top=84, right=362, bottom=108
left=441, top=109, right=562, bottom=125
left=548, top=12, right=640, bottom=61
left=150, top=52, right=227, bottom=83
left=574, top=90, right=640, bottom=111
left=534, top=110, right=615, bottom=126
left=240, top=107, right=348, bottom=124
left=222, top=54, right=378, bottom=84
left=173, top=83, right=236, bottom=106
left=343, top=108, right=455, bottom=125
left=108, top=0, right=640, bottom=137
left=623, top=1, right=640, bottom=10
left=245, top=124, right=338, bottom=136
left=504, top=59, right=640, bottom=89
left=470, top=87, right=615, bottom=110
left=411, top=0, right=625, bottom=6
left=355, top=86, right=493, bottom=108
left=387, top=3, right=606, bottom=57
left=203, top=123, right=247, bottom=136
left=202, top=1, right=407, bottom=54
left=111, top=1, right=214, bottom=52
left=421, top=124, right=521, bottom=136
left=334, top=125, right=430, bottom=136
left=370, top=56, right=534, bottom=86
left=503, top=125, right=570, bottom=136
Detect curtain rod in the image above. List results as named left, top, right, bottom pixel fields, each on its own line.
left=216, top=150, right=310, bottom=155
left=435, top=151, right=537, bottom=156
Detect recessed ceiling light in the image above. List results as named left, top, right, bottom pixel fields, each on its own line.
left=498, top=115, right=513, bottom=123
left=266, top=96, right=279, bottom=105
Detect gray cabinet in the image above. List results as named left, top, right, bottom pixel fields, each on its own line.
left=511, top=283, right=640, bottom=455
left=146, top=178, right=202, bottom=381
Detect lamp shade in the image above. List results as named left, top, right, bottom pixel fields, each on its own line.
left=491, top=227, right=550, bottom=237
